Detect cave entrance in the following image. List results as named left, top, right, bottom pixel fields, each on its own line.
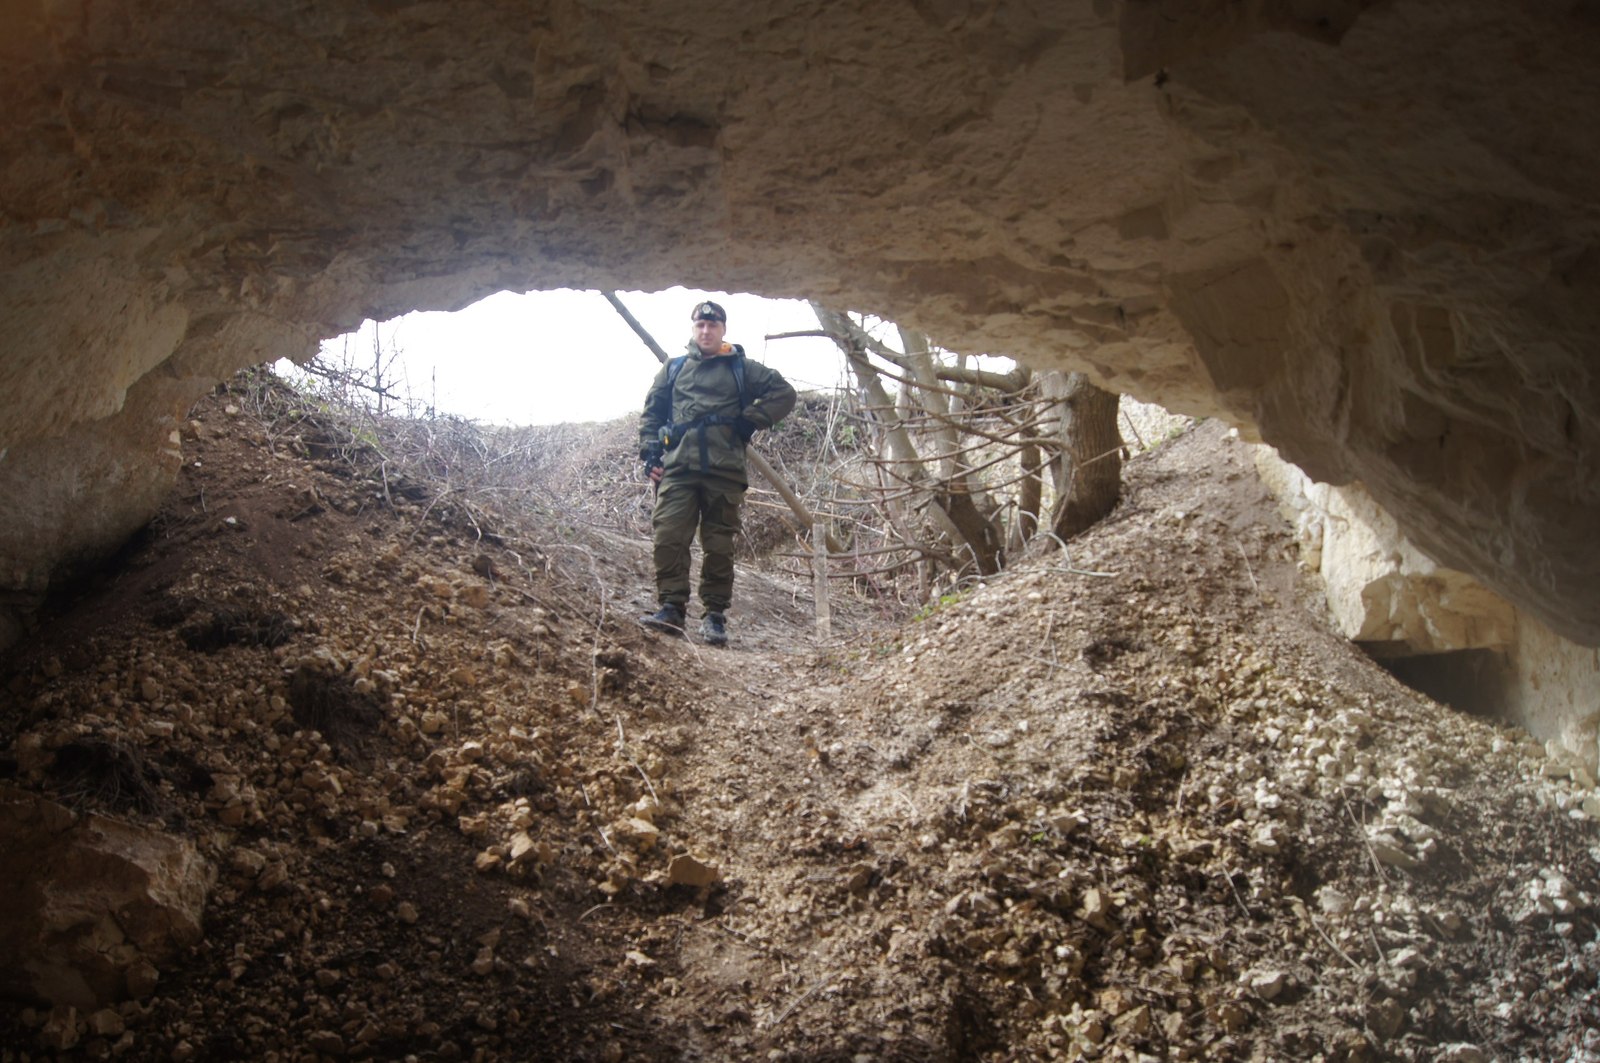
left=1356, top=643, right=1514, bottom=720
left=287, top=288, right=845, bottom=426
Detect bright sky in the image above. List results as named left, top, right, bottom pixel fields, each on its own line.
left=292, top=288, right=849, bottom=426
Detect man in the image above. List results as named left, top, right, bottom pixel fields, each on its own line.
left=638, top=300, right=796, bottom=645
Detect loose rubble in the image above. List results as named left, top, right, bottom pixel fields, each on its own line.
left=0, top=377, right=1595, bottom=1061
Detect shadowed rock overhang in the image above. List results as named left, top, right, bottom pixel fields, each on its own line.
left=2, top=0, right=1598, bottom=646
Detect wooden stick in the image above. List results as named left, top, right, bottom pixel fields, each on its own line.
left=748, top=447, right=846, bottom=554
left=813, top=521, right=832, bottom=640
left=768, top=972, right=835, bottom=1030
left=602, top=291, right=672, bottom=365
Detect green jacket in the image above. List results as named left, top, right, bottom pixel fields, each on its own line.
left=639, top=342, right=797, bottom=485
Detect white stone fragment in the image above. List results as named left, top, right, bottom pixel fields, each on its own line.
left=1249, top=823, right=1284, bottom=854
left=1368, top=833, right=1421, bottom=870
left=1246, top=968, right=1290, bottom=1001
left=1388, top=946, right=1426, bottom=970
left=1436, top=1045, right=1490, bottom=1063
left=1317, top=886, right=1353, bottom=916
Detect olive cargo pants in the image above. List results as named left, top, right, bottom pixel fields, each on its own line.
left=652, top=474, right=745, bottom=612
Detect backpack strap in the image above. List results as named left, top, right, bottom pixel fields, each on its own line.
left=657, top=352, right=746, bottom=429
left=655, top=355, right=688, bottom=427
left=656, top=352, right=750, bottom=473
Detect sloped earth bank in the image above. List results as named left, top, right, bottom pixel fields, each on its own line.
left=1, top=383, right=1597, bottom=1062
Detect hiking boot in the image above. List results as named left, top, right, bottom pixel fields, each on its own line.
left=640, top=603, right=686, bottom=635
left=700, top=611, right=728, bottom=646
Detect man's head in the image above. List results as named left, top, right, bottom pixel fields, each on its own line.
left=691, top=300, right=728, bottom=356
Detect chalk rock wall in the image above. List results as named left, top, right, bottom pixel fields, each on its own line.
left=1259, top=450, right=1600, bottom=776
left=1, top=1, right=1598, bottom=652
left=1259, top=456, right=1518, bottom=655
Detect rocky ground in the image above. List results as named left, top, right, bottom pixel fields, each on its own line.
left=1, top=374, right=1597, bottom=1062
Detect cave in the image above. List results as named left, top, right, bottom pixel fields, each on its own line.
left=1358, top=643, right=1513, bottom=722
left=4, top=2, right=1600, bottom=1052
left=5, top=0, right=1599, bottom=654
left=2, top=2, right=1595, bottom=751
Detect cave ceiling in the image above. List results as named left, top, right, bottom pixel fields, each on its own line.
left=1, top=0, right=1598, bottom=644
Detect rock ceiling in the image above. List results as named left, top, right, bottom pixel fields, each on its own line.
left=2, top=0, right=1597, bottom=645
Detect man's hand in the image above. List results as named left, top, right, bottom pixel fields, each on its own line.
left=640, top=444, right=664, bottom=482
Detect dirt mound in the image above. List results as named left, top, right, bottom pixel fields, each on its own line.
left=0, top=376, right=1596, bottom=1061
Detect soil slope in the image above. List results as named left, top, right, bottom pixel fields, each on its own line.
left=1, top=378, right=1597, bottom=1062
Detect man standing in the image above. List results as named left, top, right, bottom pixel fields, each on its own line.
left=639, top=300, right=797, bottom=645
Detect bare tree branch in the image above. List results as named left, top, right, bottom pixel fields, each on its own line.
left=602, top=291, right=673, bottom=365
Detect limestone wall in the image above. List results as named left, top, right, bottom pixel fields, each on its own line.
left=1259, top=450, right=1600, bottom=775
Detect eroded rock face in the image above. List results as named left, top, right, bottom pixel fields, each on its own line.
left=1259, top=455, right=1519, bottom=656
left=1257, top=447, right=1600, bottom=774
left=0, top=785, right=213, bottom=1008
left=1, top=1, right=1597, bottom=644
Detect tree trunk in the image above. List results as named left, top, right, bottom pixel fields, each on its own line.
left=899, top=326, right=960, bottom=480
left=1047, top=372, right=1122, bottom=541
left=939, top=474, right=1004, bottom=575
left=815, top=305, right=1005, bottom=575
left=1013, top=440, right=1042, bottom=553
left=812, top=305, right=920, bottom=470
